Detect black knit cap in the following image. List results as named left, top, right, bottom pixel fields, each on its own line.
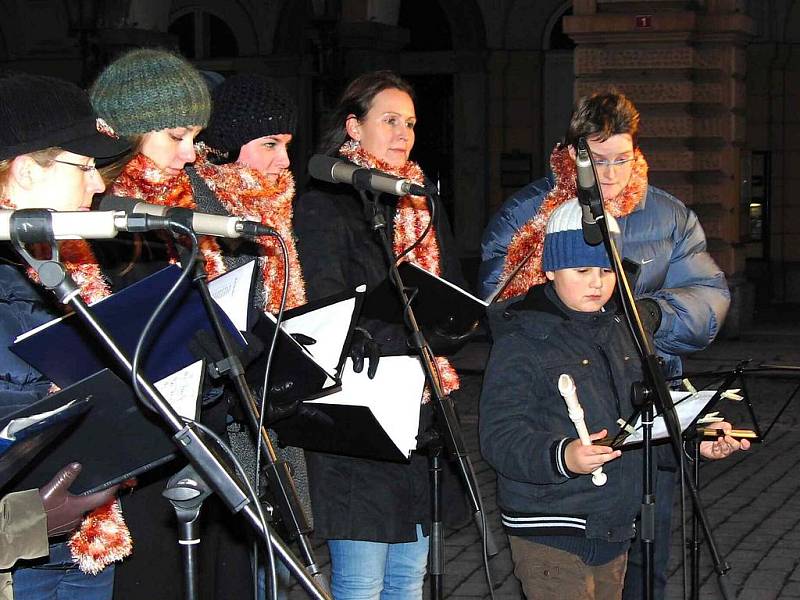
left=0, top=72, right=130, bottom=162
left=202, top=73, right=297, bottom=154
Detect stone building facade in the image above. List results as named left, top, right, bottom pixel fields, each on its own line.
left=0, top=0, right=792, bottom=330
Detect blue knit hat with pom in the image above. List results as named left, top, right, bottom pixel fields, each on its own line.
left=542, top=198, right=621, bottom=271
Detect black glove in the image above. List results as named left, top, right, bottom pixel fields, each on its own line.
left=636, top=298, right=662, bottom=334
left=39, top=463, right=121, bottom=537
left=349, top=327, right=381, bottom=379
left=425, top=317, right=482, bottom=356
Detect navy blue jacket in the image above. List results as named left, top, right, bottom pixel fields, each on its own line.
left=0, top=264, right=56, bottom=418
left=479, top=176, right=730, bottom=378
left=479, top=284, right=644, bottom=542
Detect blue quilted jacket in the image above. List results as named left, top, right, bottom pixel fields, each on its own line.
left=478, top=175, right=730, bottom=378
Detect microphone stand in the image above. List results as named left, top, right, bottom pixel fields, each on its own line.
left=8, top=218, right=331, bottom=600
left=576, top=138, right=735, bottom=600
left=180, top=247, right=329, bottom=595
left=356, top=181, right=498, bottom=600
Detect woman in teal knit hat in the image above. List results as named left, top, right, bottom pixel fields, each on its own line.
left=89, top=47, right=255, bottom=600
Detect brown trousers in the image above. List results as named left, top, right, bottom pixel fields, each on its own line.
left=509, top=536, right=628, bottom=600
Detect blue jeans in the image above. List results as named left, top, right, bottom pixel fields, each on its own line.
left=327, top=524, right=429, bottom=600
left=12, top=541, right=114, bottom=600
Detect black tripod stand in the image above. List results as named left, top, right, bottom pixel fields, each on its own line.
left=357, top=182, right=497, bottom=600
left=575, top=138, right=736, bottom=600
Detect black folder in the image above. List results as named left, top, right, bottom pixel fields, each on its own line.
left=361, top=262, right=487, bottom=336
left=271, top=355, right=426, bottom=463
left=273, top=403, right=411, bottom=462
left=0, top=399, right=92, bottom=491
left=11, top=265, right=244, bottom=389
left=6, top=368, right=201, bottom=495
left=247, top=288, right=364, bottom=406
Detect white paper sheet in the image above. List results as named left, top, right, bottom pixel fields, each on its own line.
left=153, top=360, right=204, bottom=420
left=308, top=356, right=425, bottom=458
left=623, top=390, right=724, bottom=445
left=208, top=260, right=256, bottom=332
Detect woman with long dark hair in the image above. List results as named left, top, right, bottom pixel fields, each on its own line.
left=294, top=70, right=467, bottom=600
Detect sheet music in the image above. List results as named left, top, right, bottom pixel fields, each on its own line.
left=153, top=360, right=203, bottom=420
left=281, top=295, right=359, bottom=376
left=208, top=260, right=256, bottom=332
left=308, top=356, right=425, bottom=458
left=623, top=390, right=722, bottom=445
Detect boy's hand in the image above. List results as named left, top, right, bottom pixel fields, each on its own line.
left=565, top=429, right=621, bottom=475
left=699, top=421, right=751, bottom=460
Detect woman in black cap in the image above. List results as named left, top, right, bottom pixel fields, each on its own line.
left=0, top=72, right=130, bottom=600
left=193, top=72, right=309, bottom=599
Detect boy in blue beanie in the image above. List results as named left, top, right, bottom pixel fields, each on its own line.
left=479, top=198, right=745, bottom=599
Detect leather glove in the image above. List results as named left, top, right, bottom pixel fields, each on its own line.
left=349, top=327, right=381, bottom=379
left=425, top=317, right=482, bottom=356
left=39, top=463, right=121, bottom=537
left=636, top=298, right=662, bottom=334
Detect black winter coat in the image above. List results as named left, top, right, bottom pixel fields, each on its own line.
left=293, top=179, right=467, bottom=543
left=480, top=284, right=645, bottom=543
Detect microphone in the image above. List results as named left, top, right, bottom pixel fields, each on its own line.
left=98, top=196, right=277, bottom=238
left=308, top=154, right=429, bottom=197
left=0, top=208, right=170, bottom=242
left=574, top=139, right=604, bottom=246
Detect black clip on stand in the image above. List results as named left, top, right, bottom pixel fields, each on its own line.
left=162, top=464, right=213, bottom=600
left=576, top=138, right=735, bottom=600
left=7, top=210, right=331, bottom=600
left=172, top=233, right=329, bottom=596
left=356, top=178, right=498, bottom=600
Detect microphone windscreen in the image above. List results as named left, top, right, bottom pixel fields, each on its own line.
left=97, top=195, right=138, bottom=213
left=308, top=154, right=339, bottom=183
left=576, top=151, right=596, bottom=190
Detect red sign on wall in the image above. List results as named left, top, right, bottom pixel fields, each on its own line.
left=635, top=15, right=652, bottom=28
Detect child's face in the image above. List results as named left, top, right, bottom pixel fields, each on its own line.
left=546, top=267, right=616, bottom=312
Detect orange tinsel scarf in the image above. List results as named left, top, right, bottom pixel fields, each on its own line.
left=339, top=140, right=459, bottom=400
left=0, top=200, right=131, bottom=573
left=192, top=150, right=306, bottom=312
left=497, top=145, right=648, bottom=301
left=111, top=153, right=226, bottom=278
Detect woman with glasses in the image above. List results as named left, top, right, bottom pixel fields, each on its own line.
left=0, top=72, right=131, bottom=600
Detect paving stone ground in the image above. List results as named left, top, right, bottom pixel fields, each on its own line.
left=288, top=316, right=800, bottom=599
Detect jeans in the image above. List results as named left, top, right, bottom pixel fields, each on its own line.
left=12, top=541, right=114, bottom=600
left=327, top=524, right=429, bottom=600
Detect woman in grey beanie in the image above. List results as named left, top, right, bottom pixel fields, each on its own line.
left=89, top=48, right=256, bottom=600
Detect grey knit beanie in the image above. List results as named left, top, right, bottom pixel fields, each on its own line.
left=201, top=73, right=297, bottom=154
left=90, top=48, right=211, bottom=136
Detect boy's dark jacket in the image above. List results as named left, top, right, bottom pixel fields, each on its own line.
left=479, top=283, right=647, bottom=543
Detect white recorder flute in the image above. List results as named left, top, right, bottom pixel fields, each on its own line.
left=557, top=374, right=607, bottom=486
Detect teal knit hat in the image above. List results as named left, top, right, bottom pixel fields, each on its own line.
left=90, top=48, right=211, bottom=136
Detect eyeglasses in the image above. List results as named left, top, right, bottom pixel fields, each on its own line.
left=594, top=157, right=634, bottom=169
left=51, top=159, right=98, bottom=173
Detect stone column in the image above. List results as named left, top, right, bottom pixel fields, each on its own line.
left=564, top=0, right=755, bottom=334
